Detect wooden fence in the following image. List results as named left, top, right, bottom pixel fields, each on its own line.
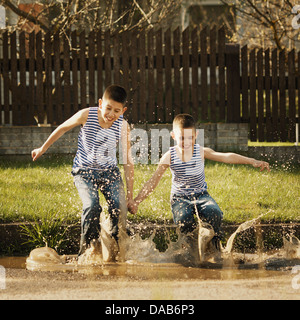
left=0, top=26, right=299, bottom=142
left=241, top=46, right=299, bottom=142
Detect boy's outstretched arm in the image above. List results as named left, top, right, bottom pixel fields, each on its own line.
left=129, top=151, right=170, bottom=215
left=204, top=147, right=270, bottom=171
left=32, top=108, right=89, bottom=161
left=121, top=121, right=135, bottom=206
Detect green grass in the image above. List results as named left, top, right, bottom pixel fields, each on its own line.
left=0, top=155, right=80, bottom=223
left=248, top=140, right=296, bottom=147
left=204, top=161, right=299, bottom=223
left=0, top=155, right=299, bottom=224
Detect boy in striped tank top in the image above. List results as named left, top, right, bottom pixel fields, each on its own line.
left=32, top=85, right=134, bottom=261
left=129, top=114, right=270, bottom=259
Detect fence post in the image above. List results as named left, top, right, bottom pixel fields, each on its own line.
left=226, top=44, right=240, bottom=123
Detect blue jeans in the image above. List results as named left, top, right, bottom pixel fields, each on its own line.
left=72, top=167, right=126, bottom=255
left=171, top=191, right=223, bottom=238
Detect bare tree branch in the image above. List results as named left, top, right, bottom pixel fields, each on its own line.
left=1, top=0, right=183, bottom=35
left=0, top=0, right=50, bottom=32
left=221, top=0, right=299, bottom=49
left=133, top=0, right=153, bottom=27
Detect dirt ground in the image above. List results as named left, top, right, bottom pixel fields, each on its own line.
left=0, top=266, right=299, bottom=300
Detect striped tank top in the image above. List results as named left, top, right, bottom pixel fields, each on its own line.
left=73, top=107, right=123, bottom=171
left=170, top=144, right=207, bottom=195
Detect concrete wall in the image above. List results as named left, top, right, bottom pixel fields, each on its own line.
left=0, top=123, right=249, bottom=156
left=199, top=123, right=249, bottom=152
left=0, top=124, right=299, bottom=165
left=0, top=126, right=80, bottom=155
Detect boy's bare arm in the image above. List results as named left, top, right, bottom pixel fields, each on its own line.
left=32, top=108, right=89, bottom=161
left=121, top=121, right=135, bottom=202
left=204, top=147, right=270, bottom=171
left=134, top=151, right=170, bottom=205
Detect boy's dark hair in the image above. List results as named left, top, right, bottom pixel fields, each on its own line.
left=103, top=85, right=127, bottom=105
left=173, top=114, right=196, bottom=129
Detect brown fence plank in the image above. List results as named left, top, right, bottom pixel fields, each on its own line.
left=80, top=31, right=87, bottom=109
left=279, top=49, right=286, bottom=142
left=64, top=33, right=71, bottom=119
left=28, top=32, right=35, bottom=125
left=257, top=48, right=264, bottom=142
left=19, top=31, right=27, bottom=125
left=241, top=45, right=248, bottom=122
left=265, top=49, right=272, bottom=142
left=88, top=31, right=95, bottom=108
left=36, top=32, right=44, bottom=124
left=130, top=31, right=138, bottom=123
left=97, top=30, right=103, bottom=101
left=249, top=48, right=256, bottom=141
left=156, top=28, right=164, bottom=123
left=165, top=28, right=172, bottom=123
left=104, top=30, right=111, bottom=88
left=210, top=26, right=217, bottom=122
left=182, top=27, right=190, bottom=116
left=3, top=32, right=9, bottom=125
left=226, top=44, right=240, bottom=123
left=288, top=49, right=296, bottom=142
left=45, top=32, right=53, bottom=124
left=218, top=26, right=225, bottom=122
left=121, top=31, right=129, bottom=103
left=53, top=32, right=62, bottom=123
left=11, top=32, right=18, bottom=125
left=200, top=27, right=208, bottom=121
left=113, top=32, right=120, bottom=86
left=72, top=31, right=79, bottom=112
left=272, top=49, right=279, bottom=141
left=147, top=29, right=155, bottom=122
left=191, top=27, right=199, bottom=121
left=139, top=30, right=147, bottom=122
left=173, top=27, right=181, bottom=116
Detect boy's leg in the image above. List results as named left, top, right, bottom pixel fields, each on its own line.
left=100, top=167, right=127, bottom=255
left=73, top=171, right=102, bottom=255
left=171, top=195, right=196, bottom=233
left=194, top=191, right=223, bottom=247
left=171, top=195, right=202, bottom=263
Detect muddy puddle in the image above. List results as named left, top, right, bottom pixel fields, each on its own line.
left=0, top=243, right=299, bottom=282
left=0, top=254, right=295, bottom=284
left=1, top=218, right=299, bottom=283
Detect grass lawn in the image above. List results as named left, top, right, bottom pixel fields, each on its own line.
left=248, top=141, right=296, bottom=147
left=0, top=155, right=299, bottom=225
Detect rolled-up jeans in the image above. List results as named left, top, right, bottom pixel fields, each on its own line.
left=72, top=167, right=126, bottom=255
left=171, top=191, right=223, bottom=244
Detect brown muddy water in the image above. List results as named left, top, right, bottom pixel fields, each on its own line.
left=0, top=254, right=294, bottom=281
left=0, top=254, right=299, bottom=300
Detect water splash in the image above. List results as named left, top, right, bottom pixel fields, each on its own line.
left=26, top=216, right=300, bottom=272
left=78, top=213, right=121, bottom=265
left=124, top=229, right=193, bottom=264
left=283, top=234, right=300, bottom=259
left=26, top=247, right=66, bottom=271
left=77, top=239, right=103, bottom=265
left=222, top=213, right=267, bottom=255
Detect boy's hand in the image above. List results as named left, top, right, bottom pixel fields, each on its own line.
left=31, top=147, right=44, bottom=161
left=252, top=159, right=270, bottom=172
left=127, top=199, right=139, bottom=215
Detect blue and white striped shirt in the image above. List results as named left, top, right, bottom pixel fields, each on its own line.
left=73, top=107, right=123, bottom=171
left=170, top=144, right=207, bottom=195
